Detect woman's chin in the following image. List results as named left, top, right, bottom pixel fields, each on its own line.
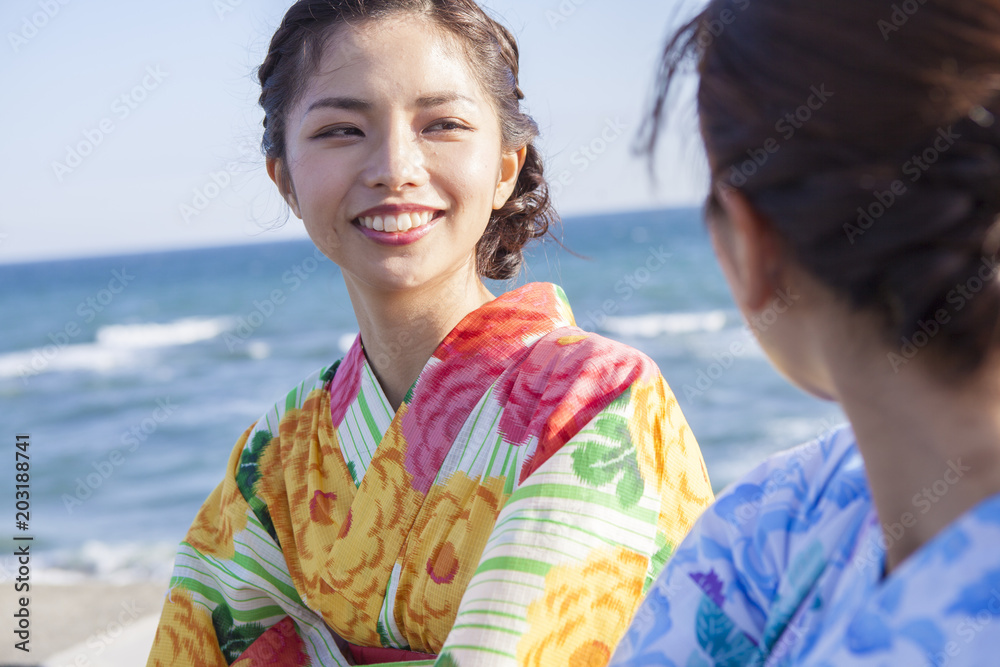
left=349, top=266, right=438, bottom=294
left=778, top=366, right=838, bottom=402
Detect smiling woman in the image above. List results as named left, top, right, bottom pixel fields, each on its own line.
left=145, top=2, right=713, bottom=666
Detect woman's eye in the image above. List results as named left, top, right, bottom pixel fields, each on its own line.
left=314, top=126, right=364, bottom=139
left=427, top=120, right=471, bottom=133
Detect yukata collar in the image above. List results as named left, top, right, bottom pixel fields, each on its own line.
left=328, top=282, right=575, bottom=429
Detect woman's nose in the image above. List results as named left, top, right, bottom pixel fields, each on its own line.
left=362, top=124, right=429, bottom=191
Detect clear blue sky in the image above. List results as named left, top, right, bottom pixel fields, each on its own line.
left=0, top=0, right=708, bottom=264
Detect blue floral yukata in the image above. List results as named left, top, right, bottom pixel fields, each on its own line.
left=609, top=425, right=1000, bottom=666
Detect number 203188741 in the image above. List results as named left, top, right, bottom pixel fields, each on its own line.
left=15, top=435, right=30, bottom=531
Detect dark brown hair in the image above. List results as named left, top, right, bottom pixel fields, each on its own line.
left=649, top=0, right=1000, bottom=375
left=257, top=0, right=556, bottom=280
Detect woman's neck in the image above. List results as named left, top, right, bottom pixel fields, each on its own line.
left=344, top=270, right=495, bottom=411
left=831, top=350, right=1000, bottom=574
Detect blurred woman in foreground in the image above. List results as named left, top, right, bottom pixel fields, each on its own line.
left=610, top=0, right=1000, bottom=664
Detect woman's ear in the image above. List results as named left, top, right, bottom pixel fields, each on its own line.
left=711, top=186, right=785, bottom=313
left=493, top=145, right=528, bottom=209
left=266, top=157, right=302, bottom=219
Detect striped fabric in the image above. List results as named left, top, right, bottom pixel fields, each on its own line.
left=146, top=282, right=713, bottom=666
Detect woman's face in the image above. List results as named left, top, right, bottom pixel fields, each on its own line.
left=272, top=15, right=523, bottom=295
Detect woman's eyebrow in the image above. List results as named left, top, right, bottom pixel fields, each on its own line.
left=305, top=96, right=373, bottom=116
left=415, top=92, right=476, bottom=108
left=303, top=92, right=475, bottom=117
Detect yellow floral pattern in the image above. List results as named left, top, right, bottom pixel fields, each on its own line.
left=396, top=472, right=508, bottom=652
left=148, top=588, right=228, bottom=667
left=631, top=376, right=713, bottom=550
left=516, top=547, right=649, bottom=667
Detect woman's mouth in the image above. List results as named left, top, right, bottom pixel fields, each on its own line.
left=355, top=211, right=438, bottom=233
left=352, top=210, right=444, bottom=246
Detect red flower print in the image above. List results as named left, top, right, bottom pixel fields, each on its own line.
left=309, top=490, right=338, bottom=525
left=400, top=284, right=571, bottom=493
left=426, top=542, right=460, bottom=585
left=232, top=616, right=308, bottom=666
left=491, top=330, right=658, bottom=483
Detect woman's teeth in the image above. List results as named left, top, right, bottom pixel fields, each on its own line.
left=358, top=211, right=435, bottom=233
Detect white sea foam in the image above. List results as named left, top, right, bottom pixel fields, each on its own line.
left=96, top=317, right=232, bottom=349
left=247, top=341, right=271, bottom=360
left=602, top=310, right=729, bottom=338
left=0, top=317, right=233, bottom=379
left=1, top=540, right=176, bottom=585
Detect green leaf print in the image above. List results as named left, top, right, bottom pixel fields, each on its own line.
left=571, top=438, right=645, bottom=510
left=616, top=456, right=645, bottom=509
left=322, top=360, right=342, bottom=384
left=212, top=602, right=266, bottom=665
left=645, top=535, right=675, bottom=593
left=568, top=387, right=649, bottom=509
left=762, top=539, right=826, bottom=650
left=436, top=652, right=460, bottom=667
left=236, top=429, right=280, bottom=545
left=590, top=409, right=632, bottom=442
left=377, top=618, right=393, bottom=648
left=695, top=596, right=761, bottom=667
left=236, top=429, right=273, bottom=494
left=572, top=440, right=623, bottom=487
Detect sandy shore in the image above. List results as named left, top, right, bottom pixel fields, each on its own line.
left=0, top=581, right=168, bottom=667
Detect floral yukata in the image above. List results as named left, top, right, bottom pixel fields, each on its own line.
left=147, top=282, right=713, bottom=667
left=609, top=425, right=1000, bottom=667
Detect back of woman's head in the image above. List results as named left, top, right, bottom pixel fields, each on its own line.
left=258, top=0, right=555, bottom=280
left=651, top=0, right=1000, bottom=377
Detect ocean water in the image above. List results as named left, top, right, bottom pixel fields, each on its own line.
left=0, top=207, right=843, bottom=583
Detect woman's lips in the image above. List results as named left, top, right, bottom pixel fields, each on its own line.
left=353, top=211, right=443, bottom=246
